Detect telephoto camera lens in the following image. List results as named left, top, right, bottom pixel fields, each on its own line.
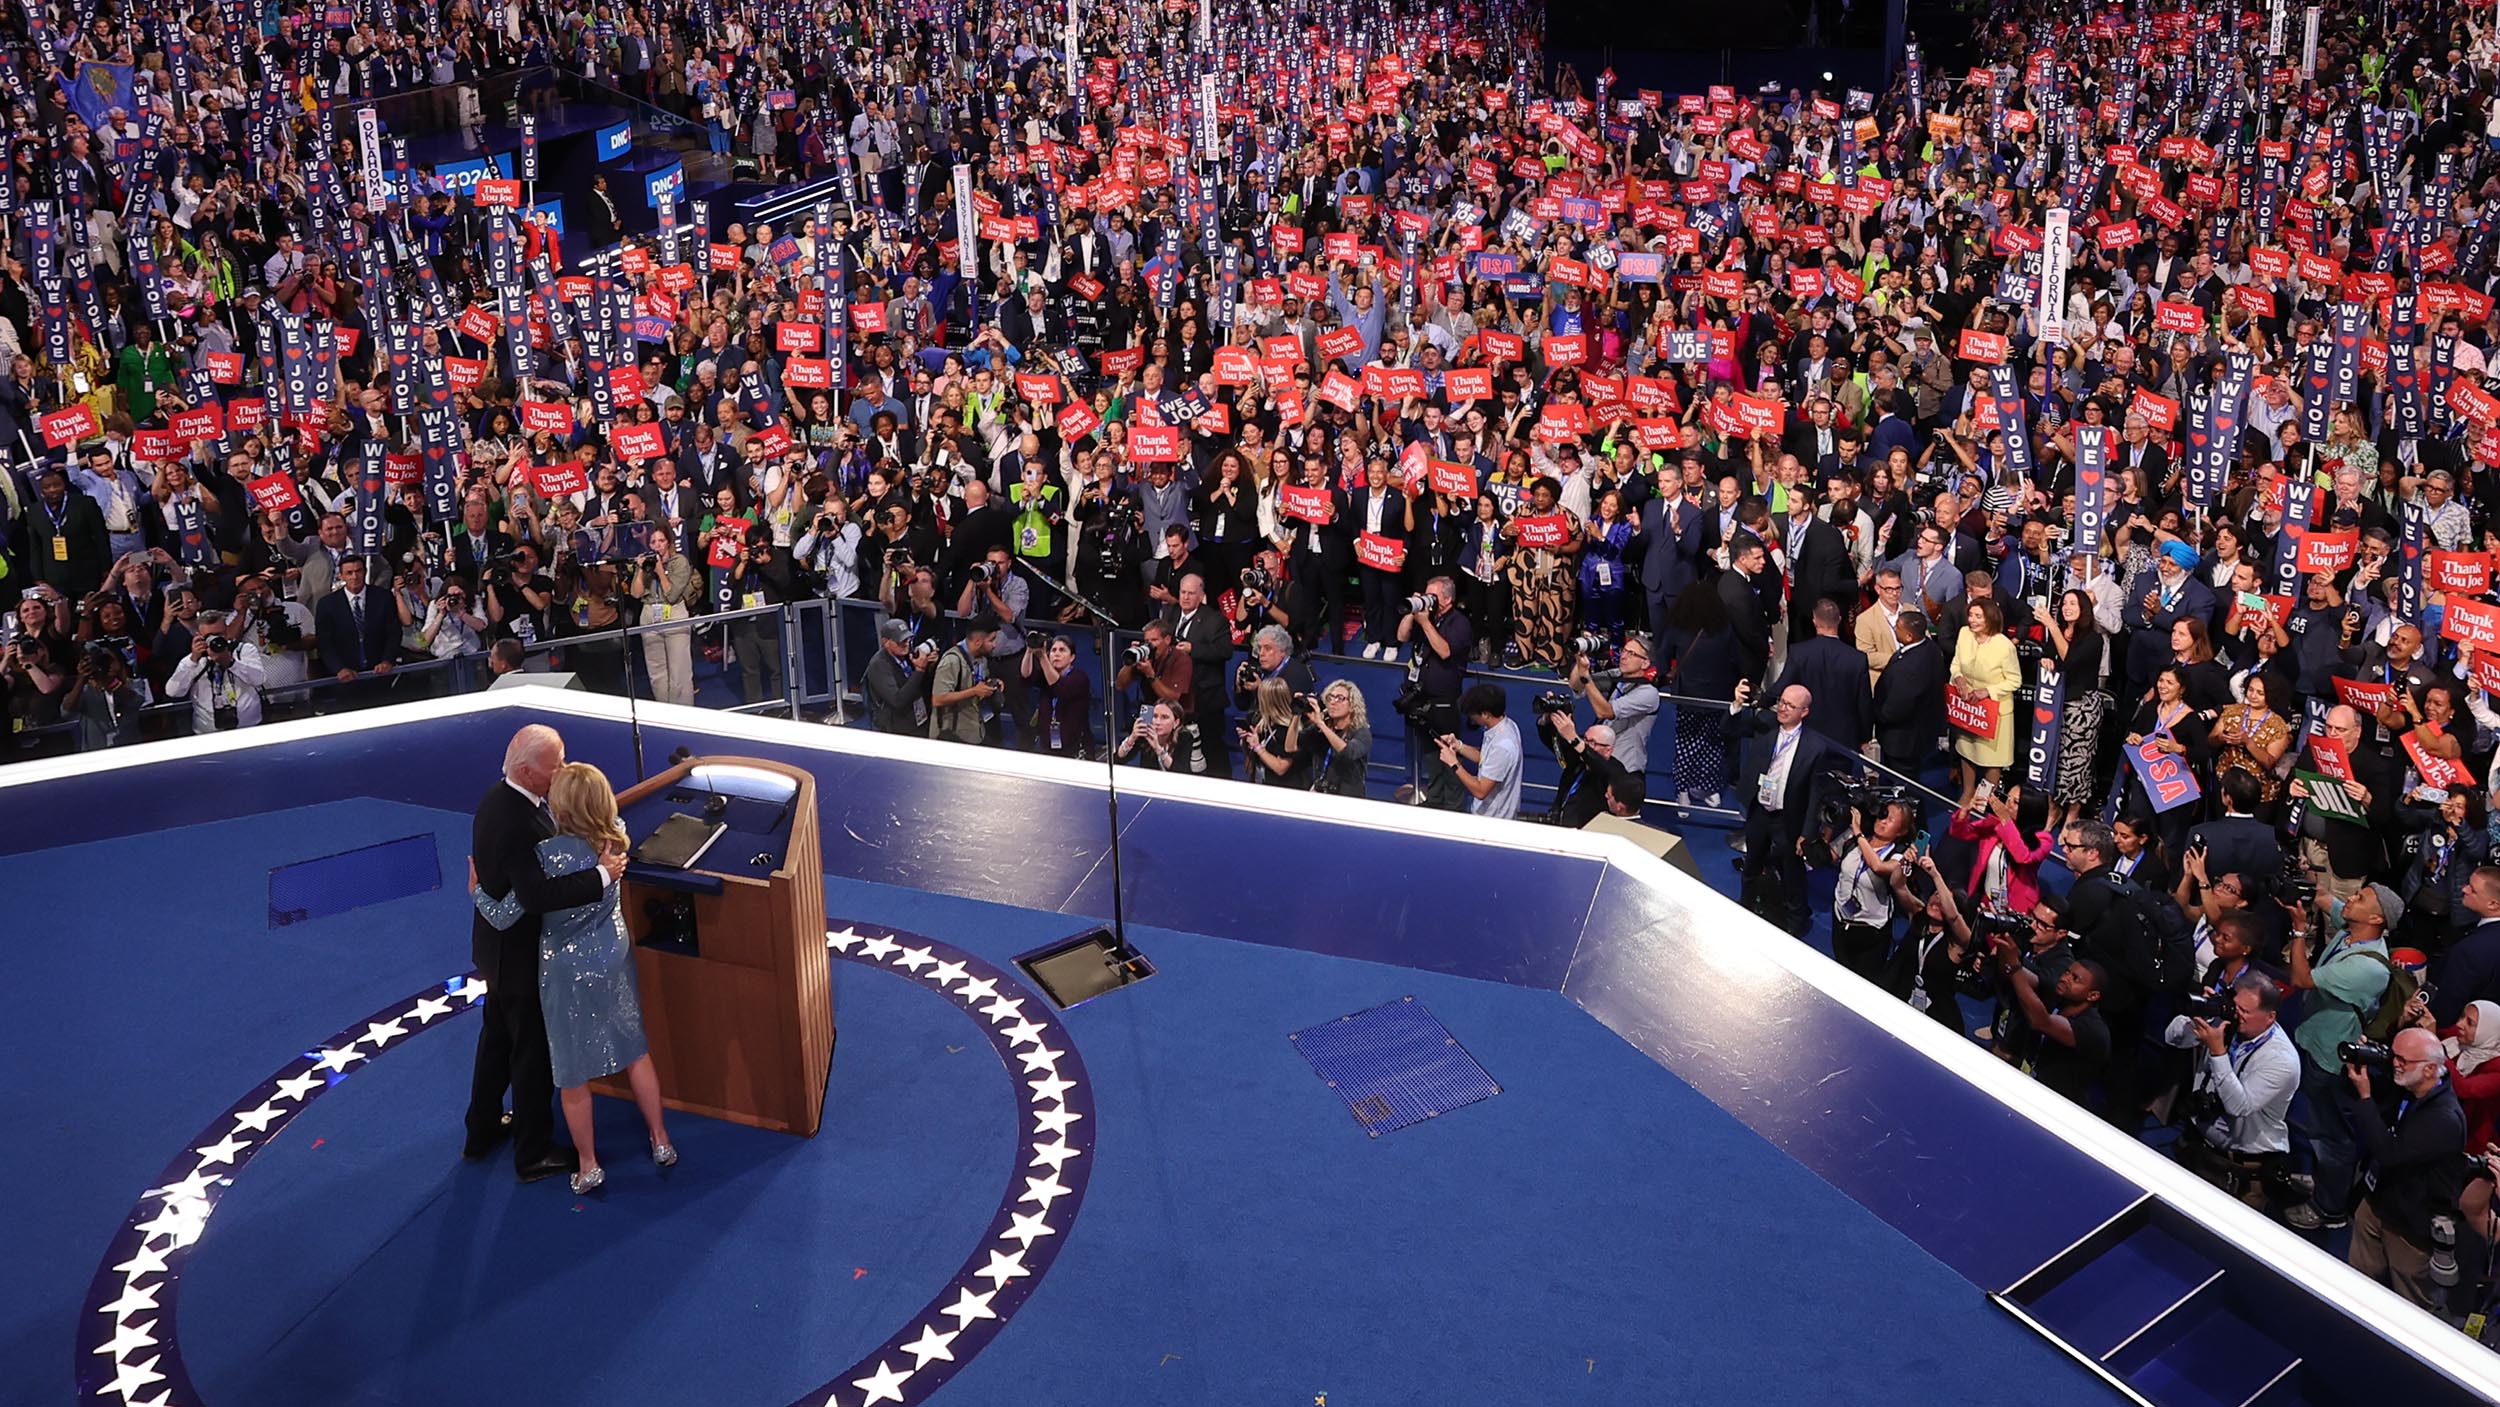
left=2429, top=1215, right=2461, bottom=1287
left=1403, top=592, right=1434, bottom=613
left=1124, top=641, right=1154, bottom=666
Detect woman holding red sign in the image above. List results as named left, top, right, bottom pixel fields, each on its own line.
left=1500, top=476, right=1582, bottom=670
left=1949, top=598, right=2021, bottom=807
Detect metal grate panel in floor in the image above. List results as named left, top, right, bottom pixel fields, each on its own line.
left=267, top=834, right=443, bottom=928
left=1289, top=996, right=1501, bottom=1136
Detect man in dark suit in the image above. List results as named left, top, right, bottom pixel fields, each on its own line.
left=1165, top=571, right=1235, bottom=779
left=2121, top=541, right=2221, bottom=704
left=1775, top=599, right=1875, bottom=750
left=313, top=555, right=399, bottom=684
left=26, top=466, right=112, bottom=600
left=465, top=725, right=625, bottom=1179
left=1728, top=679, right=1849, bottom=934
left=1779, top=500, right=1856, bottom=642
left=1872, top=610, right=1948, bottom=769
left=2182, top=771, right=2284, bottom=893
left=639, top=462, right=702, bottom=557
left=1630, top=475, right=1705, bottom=647
left=1719, top=533, right=1775, bottom=687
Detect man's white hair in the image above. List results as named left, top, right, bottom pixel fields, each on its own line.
left=503, top=724, right=563, bottom=780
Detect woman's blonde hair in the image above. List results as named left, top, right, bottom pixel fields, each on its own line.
left=1255, top=676, right=1296, bottom=731
left=548, top=762, right=630, bottom=854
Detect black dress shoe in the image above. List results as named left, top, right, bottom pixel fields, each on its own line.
left=515, top=1149, right=580, bottom=1184
left=461, top=1112, right=514, bottom=1162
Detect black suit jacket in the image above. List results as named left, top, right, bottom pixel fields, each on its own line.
left=1719, top=568, right=1772, bottom=682
left=1728, top=706, right=1847, bottom=836
left=469, top=781, right=605, bottom=986
left=1775, top=633, right=1876, bottom=749
left=1872, top=636, right=1948, bottom=760
left=2184, top=813, right=2282, bottom=887
left=1165, top=603, right=1233, bottom=711
left=1785, top=512, right=1858, bottom=606
left=1631, top=495, right=1705, bottom=606
left=314, top=583, right=398, bottom=674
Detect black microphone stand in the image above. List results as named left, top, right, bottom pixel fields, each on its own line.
left=1045, top=573, right=1132, bottom=950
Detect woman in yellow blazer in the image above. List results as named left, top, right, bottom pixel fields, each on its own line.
left=1951, top=596, right=2021, bottom=805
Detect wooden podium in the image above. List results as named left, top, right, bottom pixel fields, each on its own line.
left=593, top=756, right=833, bottom=1136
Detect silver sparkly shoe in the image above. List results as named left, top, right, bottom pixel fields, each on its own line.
left=652, top=1142, right=678, bottom=1170
left=570, top=1166, right=606, bottom=1195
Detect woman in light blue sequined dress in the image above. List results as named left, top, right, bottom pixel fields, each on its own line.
left=474, top=762, right=675, bottom=1194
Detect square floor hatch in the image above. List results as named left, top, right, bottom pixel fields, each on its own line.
left=1290, top=997, right=1500, bottom=1136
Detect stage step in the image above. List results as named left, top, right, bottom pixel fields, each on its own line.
left=1993, top=1196, right=2479, bottom=1406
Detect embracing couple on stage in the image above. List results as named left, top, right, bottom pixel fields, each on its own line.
left=463, top=724, right=676, bottom=1195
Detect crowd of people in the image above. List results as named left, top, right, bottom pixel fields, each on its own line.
left=3, top=0, right=2500, bottom=1345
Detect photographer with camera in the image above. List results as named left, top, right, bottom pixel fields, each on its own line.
left=1116, top=698, right=1213, bottom=774
left=1115, top=616, right=1194, bottom=719
left=60, top=639, right=147, bottom=749
left=2338, top=1026, right=2469, bottom=1310
left=1235, top=626, right=1319, bottom=715
left=929, top=611, right=1006, bottom=746
left=1567, top=632, right=1661, bottom=773
left=1398, top=577, right=1474, bottom=808
left=958, top=547, right=1032, bottom=747
left=865, top=618, right=936, bottom=734
left=1882, top=852, right=1990, bottom=1031
left=2280, top=880, right=2399, bottom=1232
left=2160, top=970, right=2301, bottom=1209
left=1434, top=682, right=1524, bottom=821
left=1541, top=709, right=1625, bottom=828
left=1019, top=636, right=1096, bottom=757
left=627, top=530, right=699, bottom=707
left=163, top=609, right=267, bottom=733
left=1832, top=795, right=1918, bottom=982
left=229, top=571, right=313, bottom=705
left=1985, top=914, right=2113, bottom=1114
left=1306, top=681, right=1374, bottom=798
left=794, top=490, right=865, bottom=601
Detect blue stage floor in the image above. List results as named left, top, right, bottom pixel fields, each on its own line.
left=4, top=795, right=2112, bottom=1407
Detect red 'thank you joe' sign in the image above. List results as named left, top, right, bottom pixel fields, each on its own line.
left=1945, top=685, right=1999, bottom=739
left=2445, top=597, right=2500, bottom=649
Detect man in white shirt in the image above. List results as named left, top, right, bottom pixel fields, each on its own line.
left=1438, top=682, right=1523, bottom=820
left=2161, top=973, right=2301, bottom=1207
left=163, top=610, right=267, bottom=733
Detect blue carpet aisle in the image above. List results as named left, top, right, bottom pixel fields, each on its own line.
left=4, top=797, right=2113, bottom=1407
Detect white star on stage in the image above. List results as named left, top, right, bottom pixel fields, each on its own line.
left=851, top=1358, right=913, bottom=1405
left=1019, top=1173, right=1072, bottom=1211
left=858, top=933, right=900, bottom=960
left=980, top=995, right=1027, bottom=1024
left=98, top=1280, right=161, bottom=1321
left=359, top=1018, right=408, bottom=1048
left=1026, top=1074, right=1075, bottom=1104
left=1000, top=1019, right=1047, bottom=1049
left=940, top=1286, right=999, bottom=1327
left=1016, top=1044, right=1063, bottom=1075
left=953, top=976, right=1000, bottom=1006
left=90, top=1317, right=158, bottom=1361
left=926, top=958, right=969, bottom=988
left=1032, top=1105, right=1083, bottom=1137
left=891, top=944, right=935, bottom=973
left=231, top=1102, right=285, bottom=1134
left=974, top=1247, right=1032, bottom=1287
left=147, top=1168, right=221, bottom=1204
left=272, top=1072, right=325, bottom=1103
left=111, top=1245, right=170, bottom=1282
left=453, top=976, right=489, bottom=1002
left=901, top=1323, right=960, bottom=1367
left=98, top=1353, right=166, bottom=1404
left=409, top=994, right=456, bottom=1024
left=826, top=926, right=863, bottom=952
left=134, top=1198, right=208, bottom=1249
left=193, top=1133, right=251, bottom=1168
left=1028, top=1138, right=1080, bottom=1172
left=311, top=1046, right=363, bottom=1074
left=1000, top=1210, right=1058, bottom=1249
